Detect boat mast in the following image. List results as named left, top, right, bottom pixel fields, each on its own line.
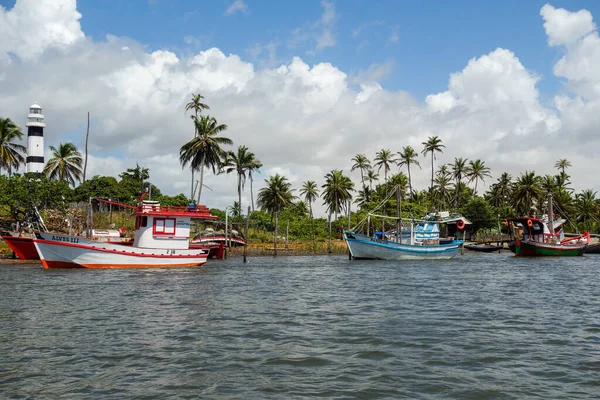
left=396, top=185, right=401, bottom=244
left=547, top=193, right=554, bottom=243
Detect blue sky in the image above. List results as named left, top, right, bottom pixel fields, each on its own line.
left=61, top=0, right=597, bottom=101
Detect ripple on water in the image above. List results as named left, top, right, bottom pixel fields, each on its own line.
left=1, top=255, right=600, bottom=398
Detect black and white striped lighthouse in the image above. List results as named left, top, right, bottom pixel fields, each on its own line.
left=25, top=103, right=45, bottom=174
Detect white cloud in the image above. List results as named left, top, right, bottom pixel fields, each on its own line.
left=2, top=0, right=600, bottom=217
left=0, top=0, right=84, bottom=60
left=225, top=0, right=248, bottom=16
left=541, top=4, right=596, bottom=46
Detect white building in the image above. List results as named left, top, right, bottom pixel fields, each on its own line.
left=25, top=103, right=45, bottom=174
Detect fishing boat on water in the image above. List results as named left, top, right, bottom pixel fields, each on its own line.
left=508, top=194, right=589, bottom=257
left=343, top=186, right=464, bottom=260
left=33, top=194, right=217, bottom=268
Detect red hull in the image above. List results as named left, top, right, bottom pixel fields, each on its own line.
left=2, top=236, right=39, bottom=260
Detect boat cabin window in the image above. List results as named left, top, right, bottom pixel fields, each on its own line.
left=153, top=218, right=176, bottom=235
left=135, top=216, right=148, bottom=229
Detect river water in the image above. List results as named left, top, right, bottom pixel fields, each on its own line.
left=1, top=254, right=599, bottom=399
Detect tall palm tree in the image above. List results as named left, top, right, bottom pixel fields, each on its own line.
left=554, top=158, right=572, bottom=175
left=257, top=174, right=296, bottom=254
left=321, top=170, right=355, bottom=220
left=466, top=159, right=491, bottom=195
left=184, top=93, right=210, bottom=200
left=351, top=154, right=370, bottom=191
left=43, top=142, right=83, bottom=187
left=0, top=118, right=26, bottom=175
left=421, top=136, right=445, bottom=192
left=300, top=180, right=320, bottom=218
left=512, top=171, right=543, bottom=216
left=451, top=157, right=468, bottom=207
left=374, top=149, right=395, bottom=184
left=221, top=145, right=260, bottom=215
left=575, top=189, right=598, bottom=232
left=366, top=169, right=379, bottom=191
left=179, top=115, right=232, bottom=204
left=432, top=174, right=453, bottom=210
left=486, top=172, right=512, bottom=208
left=397, top=146, right=420, bottom=197
left=247, top=155, right=263, bottom=212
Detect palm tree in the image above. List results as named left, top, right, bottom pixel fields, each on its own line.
left=374, top=149, right=395, bottom=184
left=575, top=189, right=598, bottom=232
left=512, top=171, right=543, bottom=216
left=554, top=158, right=572, bottom=175
left=321, top=170, right=355, bottom=220
left=451, top=157, right=468, bottom=207
left=366, top=169, right=379, bottom=191
left=221, top=145, right=260, bottom=215
left=257, top=174, right=296, bottom=255
left=432, top=173, right=453, bottom=210
left=184, top=93, right=210, bottom=200
left=351, top=154, right=370, bottom=191
left=0, top=118, right=26, bottom=175
left=421, top=136, right=445, bottom=192
left=300, top=180, right=320, bottom=218
left=247, top=155, right=263, bottom=212
left=43, top=142, right=83, bottom=187
left=466, top=159, right=491, bottom=195
left=397, top=146, right=420, bottom=197
left=179, top=115, right=232, bottom=204
left=486, top=172, right=512, bottom=208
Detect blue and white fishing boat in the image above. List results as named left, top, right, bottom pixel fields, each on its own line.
left=343, top=186, right=464, bottom=260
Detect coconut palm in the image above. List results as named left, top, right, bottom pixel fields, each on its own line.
left=351, top=154, right=370, bottom=191
left=554, top=158, right=571, bottom=175
left=179, top=115, right=232, bottom=204
left=322, top=170, right=355, bottom=218
left=466, top=159, right=491, bottom=195
left=257, top=173, right=296, bottom=255
left=575, top=189, right=598, bottom=232
left=421, top=136, right=445, bottom=192
left=432, top=173, right=453, bottom=210
left=43, top=142, right=83, bottom=187
left=221, top=145, right=260, bottom=215
left=555, top=171, right=572, bottom=193
left=388, top=172, right=409, bottom=199
left=300, top=180, right=320, bottom=218
left=486, top=172, right=512, bottom=208
left=374, top=149, right=395, bottom=183
left=512, top=171, right=543, bottom=216
left=366, top=169, right=379, bottom=191
left=184, top=93, right=210, bottom=200
left=451, top=157, right=468, bottom=207
left=0, top=118, right=26, bottom=175
left=247, top=155, right=263, bottom=212
left=397, top=146, right=420, bottom=197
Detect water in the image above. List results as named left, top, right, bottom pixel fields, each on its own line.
left=1, top=254, right=600, bottom=399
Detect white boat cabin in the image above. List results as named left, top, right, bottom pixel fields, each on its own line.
left=132, top=200, right=215, bottom=249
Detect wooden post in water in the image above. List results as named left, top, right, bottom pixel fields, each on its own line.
left=396, top=186, right=401, bottom=244
left=328, top=213, right=332, bottom=254
left=244, top=206, right=250, bottom=263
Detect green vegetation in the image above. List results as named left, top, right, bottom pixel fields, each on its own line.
left=2, top=94, right=599, bottom=242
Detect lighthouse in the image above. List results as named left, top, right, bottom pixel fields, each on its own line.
left=25, top=103, right=45, bottom=174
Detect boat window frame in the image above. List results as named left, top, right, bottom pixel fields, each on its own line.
left=153, top=217, right=176, bottom=235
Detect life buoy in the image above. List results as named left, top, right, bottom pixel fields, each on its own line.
left=527, top=219, right=533, bottom=228
left=456, top=220, right=465, bottom=230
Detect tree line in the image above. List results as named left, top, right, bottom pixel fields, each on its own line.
left=2, top=94, right=599, bottom=238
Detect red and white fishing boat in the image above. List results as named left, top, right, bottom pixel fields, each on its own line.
left=33, top=197, right=217, bottom=269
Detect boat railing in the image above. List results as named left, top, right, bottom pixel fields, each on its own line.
left=136, top=203, right=217, bottom=218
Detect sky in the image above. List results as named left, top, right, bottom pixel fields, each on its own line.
left=1, top=0, right=600, bottom=217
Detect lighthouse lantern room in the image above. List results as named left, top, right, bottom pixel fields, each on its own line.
left=25, top=103, right=45, bottom=174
